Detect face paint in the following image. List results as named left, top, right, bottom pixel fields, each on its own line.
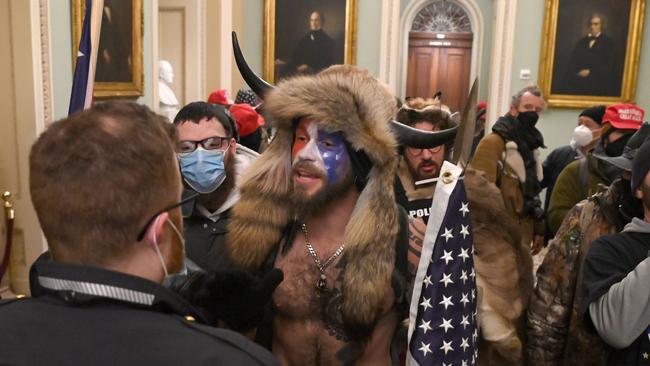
left=292, top=119, right=350, bottom=186
left=292, top=121, right=325, bottom=170
left=317, top=130, right=350, bottom=185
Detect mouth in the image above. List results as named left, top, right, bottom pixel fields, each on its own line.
left=420, top=163, right=436, bottom=173
left=294, top=167, right=323, bottom=184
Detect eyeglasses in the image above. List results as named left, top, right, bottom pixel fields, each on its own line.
left=136, top=192, right=199, bottom=241
left=406, top=145, right=443, bottom=157
left=179, top=136, right=231, bottom=153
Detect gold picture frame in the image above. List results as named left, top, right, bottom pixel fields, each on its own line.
left=72, top=0, right=144, bottom=98
left=264, top=0, right=357, bottom=83
left=538, top=0, right=645, bottom=108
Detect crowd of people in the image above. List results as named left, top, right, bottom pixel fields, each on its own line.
left=0, top=61, right=649, bottom=366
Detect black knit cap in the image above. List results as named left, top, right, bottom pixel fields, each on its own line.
left=632, top=137, right=650, bottom=191
left=579, top=105, right=606, bottom=125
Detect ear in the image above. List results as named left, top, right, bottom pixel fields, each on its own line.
left=229, top=138, right=237, bottom=155
left=509, top=104, right=518, bottom=117
left=635, top=186, right=643, bottom=200
left=145, top=212, right=169, bottom=247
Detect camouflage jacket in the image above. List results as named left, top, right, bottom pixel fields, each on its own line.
left=526, top=182, right=624, bottom=366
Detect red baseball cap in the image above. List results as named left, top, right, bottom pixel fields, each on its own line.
left=602, top=104, right=645, bottom=130
left=229, top=103, right=265, bottom=137
left=207, top=89, right=233, bottom=106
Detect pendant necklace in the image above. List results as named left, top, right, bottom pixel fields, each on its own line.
left=301, top=223, right=345, bottom=292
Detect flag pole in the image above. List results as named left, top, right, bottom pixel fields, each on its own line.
left=85, top=0, right=104, bottom=109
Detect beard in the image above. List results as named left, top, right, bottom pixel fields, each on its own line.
left=291, top=161, right=355, bottom=219
left=417, top=160, right=440, bottom=181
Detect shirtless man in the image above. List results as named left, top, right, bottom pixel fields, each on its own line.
left=226, top=58, right=456, bottom=364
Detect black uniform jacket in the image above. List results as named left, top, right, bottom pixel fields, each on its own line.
left=0, top=261, right=278, bottom=366
left=182, top=192, right=234, bottom=272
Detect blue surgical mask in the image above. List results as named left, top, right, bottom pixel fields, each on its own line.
left=177, top=147, right=227, bottom=194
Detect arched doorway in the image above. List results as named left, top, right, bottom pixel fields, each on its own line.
left=405, top=1, right=473, bottom=112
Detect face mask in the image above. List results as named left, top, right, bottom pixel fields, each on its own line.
left=570, top=125, right=594, bottom=149
left=605, top=135, right=629, bottom=157
left=177, top=147, right=227, bottom=194
left=151, top=215, right=186, bottom=279
left=517, top=111, right=539, bottom=127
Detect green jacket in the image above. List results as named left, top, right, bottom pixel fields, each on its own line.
left=547, top=155, right=609, bottom=234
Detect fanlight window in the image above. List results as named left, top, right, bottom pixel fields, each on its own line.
left=411, top=1, right=472, bottom=33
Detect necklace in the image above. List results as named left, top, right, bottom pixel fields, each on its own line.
left=301, top=224, right=345, bottom=292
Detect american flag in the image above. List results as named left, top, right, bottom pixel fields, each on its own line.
left=407, top=161, right=478, bottom=366
left=68, top=0, right=103, bottom=115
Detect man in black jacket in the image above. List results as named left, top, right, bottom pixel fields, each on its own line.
left=174, top=101, right=258, bottom=272
left=561, top=14, right=618, bottom=96
left=581, top=138, right=650, bottom=365
left=0, top=102, right=277, bottom=365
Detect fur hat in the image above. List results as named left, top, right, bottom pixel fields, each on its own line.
left=227, top=65, right=399, bottom=337
left=395, top=96, right=455, bottom=130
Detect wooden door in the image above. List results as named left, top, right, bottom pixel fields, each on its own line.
left=406, top=32, right=472, bottom=112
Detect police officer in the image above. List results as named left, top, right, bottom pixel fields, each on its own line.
left=0, top=102, right=279, bottom=365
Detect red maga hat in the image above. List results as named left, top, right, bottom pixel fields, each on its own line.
left=602, top=104, right=645, bottom=130
left=229, top=103, right=265, bottom=137
left=207, top=89, right=233, bottom=106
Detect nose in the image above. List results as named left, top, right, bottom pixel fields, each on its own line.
left=421, top=148, right=433, bottom=160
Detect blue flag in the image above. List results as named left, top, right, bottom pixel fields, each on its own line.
left=407, top=161, right=478, bottom=365
left=68, top=0, right=93, bottom=115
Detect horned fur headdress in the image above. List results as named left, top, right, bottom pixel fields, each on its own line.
left=227, top=33, right=457, bottom=338
left=227, top=64, right=402, bottom=335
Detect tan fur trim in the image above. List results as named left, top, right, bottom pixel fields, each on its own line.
left=503, top=141, right=526, bottom=183
left=226, top=133, right=294, bottom=269
left=534, top=148, right=543, bottom=182
left=227, top=65, right=399, bottom=335
left=341, top=162, right=398, bottom=329
left=401, top=96, right=450, bottom=114
left=465, top=168, right=533, bottom=320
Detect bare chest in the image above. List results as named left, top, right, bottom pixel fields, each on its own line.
left=272, top=236, right=344, bottom=320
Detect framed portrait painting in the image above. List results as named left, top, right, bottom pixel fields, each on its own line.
left=264, top=0, right=358, bottom=83
left=72, top=0, right=144, bottom=98
left=538, top=0, right=645, bottom=108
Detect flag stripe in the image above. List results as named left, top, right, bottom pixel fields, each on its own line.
left=68, top=0, right=103, bottom=115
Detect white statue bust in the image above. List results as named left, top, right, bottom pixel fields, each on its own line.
left=159, top=60, right=179, bottom=122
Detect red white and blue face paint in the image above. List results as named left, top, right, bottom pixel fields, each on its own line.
left=292, top=119, right=350, bottom=186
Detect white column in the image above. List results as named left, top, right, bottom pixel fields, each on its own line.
left=486, top=0, right=518, bottom=131
left=151, top=0, right=159, bottom=111
left=218, top=0, right=233, bottom=94
left=378, top=0, right=400, bottom=94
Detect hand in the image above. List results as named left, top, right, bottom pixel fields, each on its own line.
left=176, top=269, right=284, bottom=331
left=578, top=69, right=591, bottom=77
left=297, top=64, right=312, bottom=73
left=531, top=235, right=544, bottom=255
